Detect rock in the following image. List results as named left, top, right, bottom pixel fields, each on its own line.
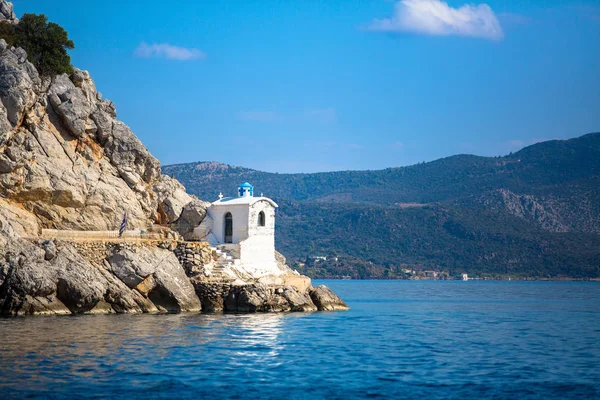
left=191, top=283, right=228, bottom=312
left=310, top=285, right=349, bottom=311
left=70, top=69, right=97, bottom=104
left=282, top=286, right=317, bottom=312
left=135, top=274, right=157, bottom=296
left=223, top=284, right=317, bottom=313
left=104, top=121, right=161, bottom=188
left=0, top=45, right=39, bottom=126
left=153, top=174, right=193, bottom=224
left=194, top=215, right=213, bottom=242
left=106, top=245, right=201, bottom=312
left=0, top=238, right=169, bottom=315
left=0, top=48, right=166, bottom=230
left=48, top=74, right=95, bottom=137
left=0, top=101, right=12, bottom=145
left=42, top=239, right=57, bottom=260
left=0, top=1, right=17, bottom=24
left=172, top=199, right=210, bottom=240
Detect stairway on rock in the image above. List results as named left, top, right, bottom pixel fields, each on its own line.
left=209, top=247, right=238, bottom=281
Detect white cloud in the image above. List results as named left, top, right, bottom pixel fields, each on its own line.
left=365, top=0, right=504, bottom=41
left=134, top=42, right=205, bottom=61
left=238, top=111, right=281, bottom=122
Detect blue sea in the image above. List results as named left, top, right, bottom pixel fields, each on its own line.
left=1, top=281, right=599, bottom=399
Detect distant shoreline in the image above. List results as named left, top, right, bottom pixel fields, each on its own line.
left=312, top=277, right=600, bottom=282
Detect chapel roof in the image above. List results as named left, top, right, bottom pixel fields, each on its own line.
left=211, top=196, right=278, bottom=208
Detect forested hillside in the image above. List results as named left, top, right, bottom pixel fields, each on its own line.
left=164, top=133, right=600, bottom=279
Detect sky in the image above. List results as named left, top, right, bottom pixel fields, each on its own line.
left=12, top=0, right=600, bottom=173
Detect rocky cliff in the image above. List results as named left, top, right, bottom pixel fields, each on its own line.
left=0, top=1, right=347, bottom=315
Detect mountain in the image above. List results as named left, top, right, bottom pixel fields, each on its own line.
left=164, top=133, right=600, bottom=279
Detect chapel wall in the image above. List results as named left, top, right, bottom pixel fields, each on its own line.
left=247, top=200, right=276, bottom=238
left=207, top=205, right=249, bottom=244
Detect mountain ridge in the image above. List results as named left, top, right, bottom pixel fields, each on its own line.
left=165, top=132, right=600, bottom=279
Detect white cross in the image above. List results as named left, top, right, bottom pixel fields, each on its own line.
left=218, top=192, right=223, bottom=200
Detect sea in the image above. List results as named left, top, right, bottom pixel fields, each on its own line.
left=0, top=281, right=599, bottom=399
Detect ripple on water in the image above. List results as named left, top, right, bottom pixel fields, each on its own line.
left=0, top=281, right=600, bottom=399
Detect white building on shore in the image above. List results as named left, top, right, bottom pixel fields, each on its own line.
left=195, top=182, right=280, bottom=276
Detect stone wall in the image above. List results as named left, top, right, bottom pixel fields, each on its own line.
left=173, top=241, right=214, bottom=280
left=41, top=229, right=180, bottom=241
left=69, top=240, right=180, bottom=266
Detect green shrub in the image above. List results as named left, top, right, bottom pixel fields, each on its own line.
left=0, top=13, right=74, bottom=76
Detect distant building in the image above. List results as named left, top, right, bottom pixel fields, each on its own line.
left=424, top=270, right=438, bottom=279
left=462, top=273, right=469, bottom=281
left=194, top=182, right=280, bottom=275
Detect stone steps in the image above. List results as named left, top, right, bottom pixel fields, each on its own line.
left=209, top=246, right=240, bottom=280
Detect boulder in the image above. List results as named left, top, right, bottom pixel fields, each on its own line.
left=153, top=174, right=193, bottom=224
left=223, top=284, right=317, bottom=313
left=48, top=74, right=95, bottom=137
left=0, top=42, right=39, bottom=126
left=310, top=285, right=349, bottom=311
left=0, top=238, right=163, bottom=315
left=0, top=1, right=17, bottom=23
left=172, top=199, right=210, bottom=240
left=106, top=245, right=201, bottom=312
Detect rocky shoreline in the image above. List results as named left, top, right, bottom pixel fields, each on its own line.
left=0, top=1, right=348, bottom=316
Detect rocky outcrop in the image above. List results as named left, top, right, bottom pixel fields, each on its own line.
left=0, top=1, right=17, bottom=24
left=479, top=188, right=600, bottom=234
left=309, top=285, right=349, bottom=311
left=106, top=244, right=201, bottom=312
left=0, top=40, right=187, bottom=230
left=0, top=239, right=159, bottom=315
left=225, top=284, right=317, bottom=312
left=0, top=1, right=348, bottom=317
left=171, top=199, right=209, bottom=240
left=191, top=283, right=318, bottom=313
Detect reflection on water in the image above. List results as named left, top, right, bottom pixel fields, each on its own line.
left=228, top=314, right=284, bottom=364
left=1, top=281, right=600, bottom=399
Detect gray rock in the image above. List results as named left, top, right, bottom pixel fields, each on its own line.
left=105, top=121, right=161, bottom=184
left=106, top=245, right=201, bottom=312
left=310, top=285, right=349, bottom=311
left=43, top=239, right=57, bottom=260
left=153, top=174, right=193, bottom=224
left=0, top=1, right=17, bottom=24
left=222, top=284, right=317, bottom=313
left=0, top=46, right=39, bottom=126
left=171, top=199, right=210, bottom=240
left=48, top=74, right=95, bottom=137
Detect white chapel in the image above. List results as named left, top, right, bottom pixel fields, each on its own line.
left=194, top=182, right=281, bottom=276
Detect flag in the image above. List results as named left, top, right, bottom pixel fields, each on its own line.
left=119, top=212, right=128, bottom=237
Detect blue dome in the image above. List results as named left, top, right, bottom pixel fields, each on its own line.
left=238, top=182, right=254, bottom=197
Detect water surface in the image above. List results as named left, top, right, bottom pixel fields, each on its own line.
left=1, top=281, right=599, bottom=399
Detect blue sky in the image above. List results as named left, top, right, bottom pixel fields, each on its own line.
left=12, top=0, right=600, bottom=173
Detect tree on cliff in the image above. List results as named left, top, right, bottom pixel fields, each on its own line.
left=0, top=13, right=74, bottom=76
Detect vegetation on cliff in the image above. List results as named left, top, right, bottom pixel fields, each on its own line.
left=0, top=13, right=74, bottom=76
